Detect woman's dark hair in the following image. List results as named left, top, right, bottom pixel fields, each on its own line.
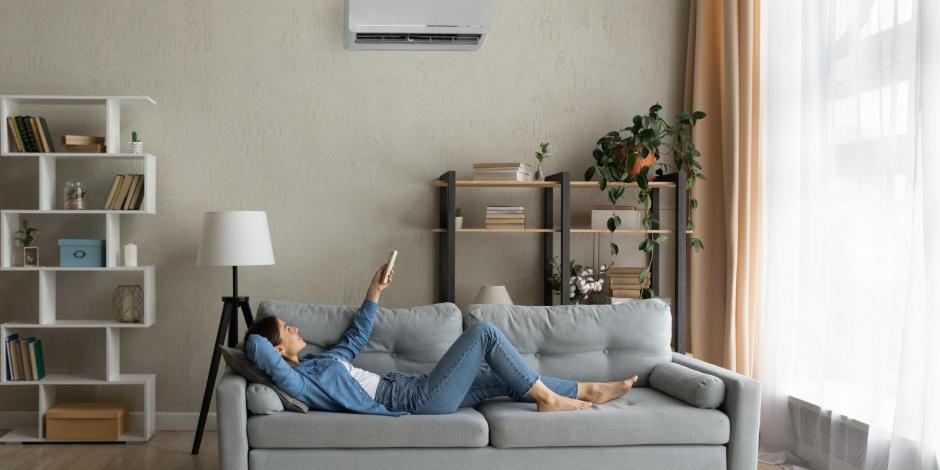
left=244, top=316, right=281, bottom=348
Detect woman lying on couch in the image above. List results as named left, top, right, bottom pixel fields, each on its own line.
left=244, top=263, right=638, bottom=416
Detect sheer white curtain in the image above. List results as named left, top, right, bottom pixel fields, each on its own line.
left=760, top=0, right=940, bottom=469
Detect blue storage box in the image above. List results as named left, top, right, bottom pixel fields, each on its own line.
left=58, top=239, right=106, bottom=267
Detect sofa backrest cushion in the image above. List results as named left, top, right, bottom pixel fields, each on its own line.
left=257, top=300, right=463, bottom=376
left=464, top=299, right=673, bottom=385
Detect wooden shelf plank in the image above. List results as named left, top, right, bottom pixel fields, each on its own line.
left=430, top=180, right=678, bottom=189
left=570, top=181, right=677, bottom=189
left=431, top=180, right=557, bottom=188
left=570, top=228, right=695, bottom=234
left=431, top=228, right=553, bottom=233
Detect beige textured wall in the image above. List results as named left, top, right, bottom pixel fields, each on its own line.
left=0, top=0, right=689, bottom=413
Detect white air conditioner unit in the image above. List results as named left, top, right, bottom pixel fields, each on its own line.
left=344, top=0, right=493, bottom=51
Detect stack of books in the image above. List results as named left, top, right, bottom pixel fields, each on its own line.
left=62, top=134, right=106, bottom=153
left=6, top=116, right=55, bottom=153
left=472, top=163, right=534, bottom=181
left=104, top=174, right=145, bottom=210
left=607, top=266, right=649, bottom=300
left=5, top=334, right=46, bottom=381
left=486, top=206, right=525, bottom=229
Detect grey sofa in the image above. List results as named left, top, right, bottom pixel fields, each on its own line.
left=217, top=299, right=759, bottom=470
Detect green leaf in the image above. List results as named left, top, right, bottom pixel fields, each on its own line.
left=643, top=216, right=654, bottom=230
left=613, top=186, right=625, bottom=200
left=687, top=219, right=695, bottom=231
left=610, top=242, right=619, bottom=256
left=639, top=268, right=650, bottom=283
left=639, top=239, right=652, bottom=252
left=584, top=166, right=596, bottom=181
left=692, top=238, right=705, bottom=252
left=599, top=179, right=607, bottom=191
left=607, top=190, right=619, bottom=205
left=641, top=288, right=655, bottom=299
left=606, top=217, right=618, bottom=232
left=654, top=235, right=668, bottom=244
left=692, top=111, right=706, bottom=120
left=690, top=198, right=698, bottom=210
left=649, top=103, right=663, bottom=113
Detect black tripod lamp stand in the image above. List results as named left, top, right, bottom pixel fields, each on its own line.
left=191, top=211, right=274, bottom=455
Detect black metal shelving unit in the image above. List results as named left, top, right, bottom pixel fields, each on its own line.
left=435, top=170, right=689, bottom=353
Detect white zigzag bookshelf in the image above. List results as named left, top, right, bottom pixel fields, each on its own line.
left=0, top=95, right=156, bottom=443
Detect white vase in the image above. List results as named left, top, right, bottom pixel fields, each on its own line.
left=128, top=141, right=143, bottom=153
left=455, top=216, right=464, bottom=229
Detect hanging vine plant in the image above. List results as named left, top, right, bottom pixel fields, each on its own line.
left=583, top=103, right=706, bottom=299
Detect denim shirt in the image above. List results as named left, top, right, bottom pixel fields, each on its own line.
left=245, top=299, right=408, bottom=416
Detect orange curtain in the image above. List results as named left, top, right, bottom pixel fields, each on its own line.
left=684, top=0, right=761, bottom=377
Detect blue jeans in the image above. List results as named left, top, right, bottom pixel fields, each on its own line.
left=375, top=321, right=578, bottom=414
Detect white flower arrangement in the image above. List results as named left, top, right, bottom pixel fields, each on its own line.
left=549, top=259, right=609, bottom=303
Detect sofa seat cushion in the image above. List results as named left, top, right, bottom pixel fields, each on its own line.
left=247, top=407, right=489, bottom=448
left=478, top=387, right=729, bottom=449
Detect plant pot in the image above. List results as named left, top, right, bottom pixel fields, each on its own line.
left=128, top=141, right=143, bottom=154
left=535, top=161, right=545, bottom=181
left=113, top=285, right=144, bottom=323
left=454, top=216, right=464, bottom=230
left=614, top=145, right=657, bottom=178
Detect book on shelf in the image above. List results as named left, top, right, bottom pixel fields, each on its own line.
left=472, top=163, right=534, bottom=181
left=485, top=218, right=526, bottom=224
left=104, top=174, right=144, bottom=210
left=5, top=116, right=57, bottom=153
left=485, top=213, right=525, bottom=219
left=64, top=143, right=106, bottom=153
left=62, top=134, right=105, bottom=145
left=5, top=333, right=19, bottom=381
left=486, top=206, right=524, bottom=212
left=610, top=288, right=643, bottom=298
left=4, top=335, right=46, bottom=382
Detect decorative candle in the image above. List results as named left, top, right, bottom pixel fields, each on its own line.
left=124, top=243, right=138, bottom=267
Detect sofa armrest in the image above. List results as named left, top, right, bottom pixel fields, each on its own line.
left=217, top=369, right=249, bottom=470
left=672, top=353, right=760, bottom=470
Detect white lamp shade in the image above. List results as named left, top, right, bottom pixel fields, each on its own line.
left=196, top=211, right=275, bottom=266
left=473, top=285, right=513, bottom=305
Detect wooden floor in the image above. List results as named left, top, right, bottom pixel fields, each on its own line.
left=0, top=430, right=784, bottom=470
left=0, top=431, right=219, bottom=470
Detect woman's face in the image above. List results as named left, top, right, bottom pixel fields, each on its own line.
left=273, top=318, right=306, bottom=358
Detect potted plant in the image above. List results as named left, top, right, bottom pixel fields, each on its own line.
left=129, top=131, right=143, bottom=154
left=547, top=258, right=608, bottom=304
left=14, top=219, right=39, bottom=267
left=584, top=103, right=706, bottom=298
left=455, top=207, right=464, bottom=229
left=533, top=142, right=552, bottom=181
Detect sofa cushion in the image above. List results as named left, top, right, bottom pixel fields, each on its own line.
left=477, top=387, right=729, bottom=448
left=247, top=407, right=489, bottom=448
left=464, top=299, right=672, bottom=385
left=257, top=301, right=462, bottom=376
left=219, top=345, right=309, bottom=413
left=246, top=383, right=284, bottom=415
left=650, top=362, right=726, bottom=409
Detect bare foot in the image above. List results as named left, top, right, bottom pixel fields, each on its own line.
left=537, top=394, right=593, bottom=412
left=580, top=376, right=638, bottom=404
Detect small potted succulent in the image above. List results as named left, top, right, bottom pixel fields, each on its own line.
left=129, top=131, right=143, bottom=154
left=454, top=207, right=464, bottom=229
left=14, top=219, right=39, bottom=267
left=547, top=258, right=608, bottom=304
left=533, top=142, right=552, bottom=181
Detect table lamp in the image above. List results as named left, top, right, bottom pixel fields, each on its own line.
left=192, top=211, right=274, bottom=454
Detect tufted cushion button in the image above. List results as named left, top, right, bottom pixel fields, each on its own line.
left=534, top=352, right=541, bottom=358
left=603, top=348, right=610, bottom=355
left=390, top=352, right=398, bottom=358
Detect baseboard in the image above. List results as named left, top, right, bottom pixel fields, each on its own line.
left=0, top=411, right=216, bottom=432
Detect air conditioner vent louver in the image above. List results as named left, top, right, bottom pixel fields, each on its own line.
left=355, top=33, right=482, bottom=45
